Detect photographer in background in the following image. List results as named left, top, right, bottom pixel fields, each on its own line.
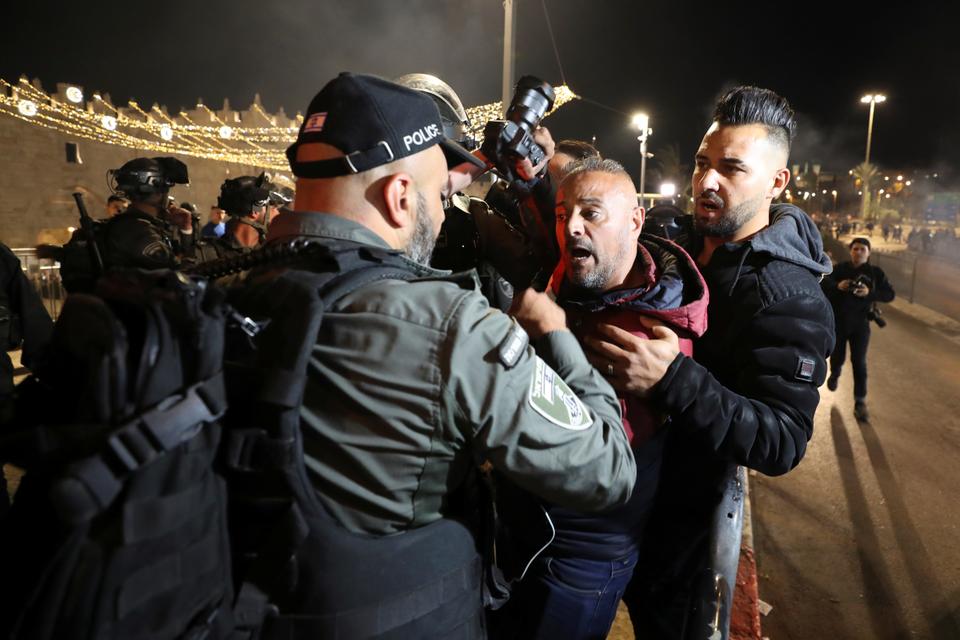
left=397, top=73, right=556, bottom=310
left=485, top=138, right=600, bottom=248
left=822, top=237, right=895, bottom=421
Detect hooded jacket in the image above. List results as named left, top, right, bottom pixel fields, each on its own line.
left=553, top=233, right=709, bottom=447
left=654, top=203, right=836, bottom=477
left=631, top=204, right=835, bottom=598
left=538, top=234, right=709, bottom=559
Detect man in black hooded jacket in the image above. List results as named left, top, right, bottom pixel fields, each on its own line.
left=592, top=86, right=836, bottom=636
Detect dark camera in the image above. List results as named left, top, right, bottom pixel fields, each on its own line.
left=480, top=76, right=556, bottom=185
left=851, top=274, right=872, bottom=293
left=867, top=303, right=886, bottom=328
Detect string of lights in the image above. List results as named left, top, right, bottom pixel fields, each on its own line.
left=0, top=77, right=577, bottom=171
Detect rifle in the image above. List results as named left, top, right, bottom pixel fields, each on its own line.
left=184, top=239, right=331, bottom=280
left=72, top=192, right=104, bottom=277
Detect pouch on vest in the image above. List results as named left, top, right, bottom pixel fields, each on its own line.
left=0, top=269, right=234, bottom=640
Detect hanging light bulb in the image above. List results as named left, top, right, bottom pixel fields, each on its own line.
left=101, top=115, right=118, bottom=131
left=17, top=99, right=38, bottom=117
left=219, top=125, right=233, bottom=139
left=65, top=86, right=84, bottom=103
left=160, top=124, right=174, bottom=141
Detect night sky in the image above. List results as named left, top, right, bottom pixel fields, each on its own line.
left=4, top=1, right=958, bottom=183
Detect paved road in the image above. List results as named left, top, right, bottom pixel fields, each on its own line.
left=752, top=304, right=960, bottom=639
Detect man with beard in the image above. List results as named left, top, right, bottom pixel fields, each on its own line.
left=585, top=87, right=835, bottom=636
left=253, top=73, right=637, bottom=638
left=489, top=157, right=708, bottom=639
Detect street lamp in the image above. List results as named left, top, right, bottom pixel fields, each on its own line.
left=860, top=93, right=886, bottom=220
left=632, top=112, right=652, bottom=208
left=832, top=189, right=838, bottom=211
left=860, top=94, right=886, bottom=165
left=660, top=182, right=676, bottom=198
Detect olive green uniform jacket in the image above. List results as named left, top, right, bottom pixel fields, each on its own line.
left=267, top=212, right=637, bottom=535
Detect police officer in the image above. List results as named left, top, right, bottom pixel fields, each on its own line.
left=217, top=174, right=273, bottom=249
left=101, top=157, right=196, bottom=270
left=823, top=236, right=895, bottom=421
left=57, top=157, right=195, bottom=293
left=259, top=72, right=637, bottom=639
left=191, top=175, right=292, bottom=271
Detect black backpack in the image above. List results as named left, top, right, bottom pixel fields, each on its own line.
left=0, top=269, right=234, bottom=640
left=2, top=241, right=484, bottom=640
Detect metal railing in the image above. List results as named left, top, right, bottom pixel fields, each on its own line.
left=10, top=247, right=65, bottom=321
left=870, top=251, right=960, bottom=322
left=823, top=233, right=960, bottom=324
left=684, top=464, right=746, bottom=640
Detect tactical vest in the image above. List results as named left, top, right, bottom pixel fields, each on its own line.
left=2, top=240, right=486, bottom=639
left=0, top=270, right=234, bottom=640
left=221, top=239, right=484, bottom=639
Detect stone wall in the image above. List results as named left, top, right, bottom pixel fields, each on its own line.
left=0, top=113, right=271, bottom=247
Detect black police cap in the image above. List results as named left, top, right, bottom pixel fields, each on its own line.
left=286, top=72, right=484, bottom=179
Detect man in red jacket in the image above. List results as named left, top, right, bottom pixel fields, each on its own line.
left=491, top=156, right=708, bottom=639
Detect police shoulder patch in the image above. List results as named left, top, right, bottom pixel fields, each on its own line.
left=528, top=357, right=593, bottom=430
left=141, top=241, right=169, bottom=260
left=498, top=319, right=528, bottom=368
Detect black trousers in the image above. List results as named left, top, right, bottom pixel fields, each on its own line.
left=831, top=320, right=871, bottom=400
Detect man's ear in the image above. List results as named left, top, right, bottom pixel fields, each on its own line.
left=633, top=206, right=646, bottom=234
left=381, top=172, right=415, bottom=229
left=770, top=168, right=790, bottom=199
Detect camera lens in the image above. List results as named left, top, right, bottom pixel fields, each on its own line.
left=506, top=76, right=556, bottom=137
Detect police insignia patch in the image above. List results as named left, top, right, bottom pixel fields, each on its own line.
left=498, top=320, right=528, bottom=368
left=528, top=357, right=593, bottom=430
left=141, top=241, right=168, bottom=260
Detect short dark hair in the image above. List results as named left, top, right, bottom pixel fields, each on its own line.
left=556, top=139, right=601, bottom=161
left=713, top=86, right=796, bottom=152
left=562, top=156, right=636, bottom=194
left=107, top=194, right=128, bottom=204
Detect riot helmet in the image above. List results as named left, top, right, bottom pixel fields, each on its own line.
left=394, top=73, right=477, bottom=150
left=218, top=173, right=272, bottom=217
left=109, top=157, right=189, bottom=199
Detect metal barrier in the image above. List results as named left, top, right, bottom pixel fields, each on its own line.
left=822, top=234, right=960, bottom=324
left=871, top=251, right=960, bottom=322
left=11, top=247, right=65, bottom=321
left=684, top=464, right=746, bottom=640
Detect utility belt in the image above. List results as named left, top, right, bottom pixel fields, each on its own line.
left=261, top=508, right=484, bottom=639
